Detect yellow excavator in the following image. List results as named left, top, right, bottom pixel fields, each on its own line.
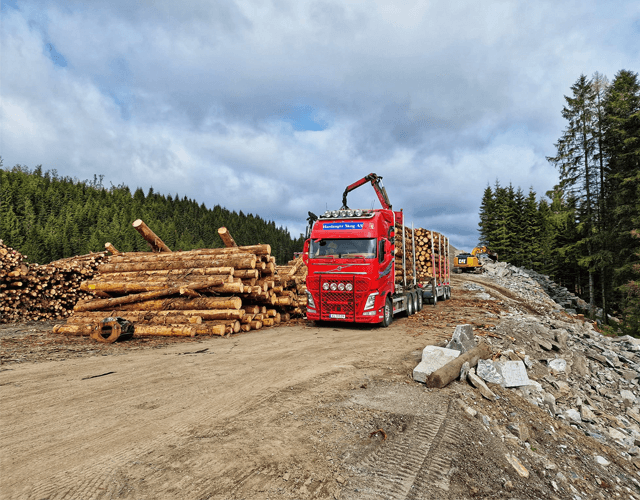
left=454, top=246, right=498, bottom=273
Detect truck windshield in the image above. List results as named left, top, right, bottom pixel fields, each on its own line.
left=309, top=238, right=377, bottom=259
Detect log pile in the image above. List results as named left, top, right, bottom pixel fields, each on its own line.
left=52, top=225, right=307, bottom=338
left=275, top=255, right=308, bottom=318
left=395, top=223, right=415, bottom=284
left=393, top=227, right=448, bottom=283
left=413, top=228, right=448, bottom=282
left=0, top=240, right=109, bottom=323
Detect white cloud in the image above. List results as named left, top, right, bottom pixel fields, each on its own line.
left=1, top=0, right=639, bottom=248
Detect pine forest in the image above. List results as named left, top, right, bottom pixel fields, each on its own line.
left=479, top=69, right=640, bottom=336
left=0, top=163, right=305, bottom=265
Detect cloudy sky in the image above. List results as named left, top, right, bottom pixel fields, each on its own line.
left=1, top=0, right=639, bottom=249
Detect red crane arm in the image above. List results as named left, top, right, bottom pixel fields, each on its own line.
left=341, top=173, right=392, bottom=210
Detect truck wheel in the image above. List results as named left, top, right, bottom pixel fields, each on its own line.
left=447, top=287, right=452, bottom=299
left=416, top=291, right=423, bottom=311
left=382, top=297, right=393, bottom=327
left=406, top=293, right=414, bottom=316
left=432, top=292, right=438, bottom=307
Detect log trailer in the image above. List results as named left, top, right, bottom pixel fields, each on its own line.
left=303, top=173, right=450, bottom=327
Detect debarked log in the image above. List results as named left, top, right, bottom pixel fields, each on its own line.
left=98, top=255, right=257, bottom=273
left=217, top=227, right=238, bottom=248
left=114, top=296, right=243, bottom=311
left=52, top=323, right=95, bottom=336
left=132, top=219, right=172, bottom=253
left=80, top=276, right=230, bottom=294
left=107, top=245, right=271, bottom=263
left=133, top=325, right=196, bottom=337
left=425, top=342, right=492, bottom=389
left=68, top=309, right=245, bottom=321
left=67, top=313, right=203, bottom=325
left=53, top=322, right=197, bottom=337
left=95, top=267, right=235, bottom=280
left=74, top=281, right=217, bottom=312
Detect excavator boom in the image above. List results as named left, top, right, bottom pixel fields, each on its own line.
left=341, top=173, right=392, bottom=210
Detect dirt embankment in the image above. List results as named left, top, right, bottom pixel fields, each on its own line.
left=1, top=275, right=638, bottom=500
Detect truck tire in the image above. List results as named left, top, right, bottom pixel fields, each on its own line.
left=416, top=291, right=423, bottom=311
left=406, top=293, right=414, bottom=316
left=432, top=292, right=438, bottom=306
left=382, top=297, right=393, bottom=327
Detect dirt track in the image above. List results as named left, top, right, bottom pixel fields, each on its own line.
left=1, top=276, right=634, bottom=499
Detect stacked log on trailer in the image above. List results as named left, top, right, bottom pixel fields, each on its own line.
left=52, top=223, right=307, bottom=338
left=391, top=227, right=450, bottom=284
left=394, top=223, right=415, bottom=284
left=413, top=228, right=449, bottom=282
left=0, top=240, right=109, bottom=323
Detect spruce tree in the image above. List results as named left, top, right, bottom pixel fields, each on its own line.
left=548, top=74, right=599, bottom=317
left=478, top=185, right=494, bottom=246
left=604, top=70, right=640, bottom=319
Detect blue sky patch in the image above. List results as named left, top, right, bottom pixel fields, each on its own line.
left=45, top=42, right=67, bottom=67
left=281, top=105, right=327, bottom=132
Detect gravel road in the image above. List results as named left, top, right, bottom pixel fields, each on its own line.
left=1, top=276, right=637, bottom=499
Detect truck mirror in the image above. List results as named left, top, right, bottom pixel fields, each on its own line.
left=378, top=240, right=385, bottom=263
left=303, top=240, right=309, bottom=265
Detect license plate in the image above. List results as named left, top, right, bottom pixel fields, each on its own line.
left=330, top=314, right=346, bottom=319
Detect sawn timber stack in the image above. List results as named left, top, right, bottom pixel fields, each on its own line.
left=53, top=244, right=306, bottom=338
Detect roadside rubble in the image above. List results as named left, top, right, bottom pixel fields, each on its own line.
left=483, top=260, right=590, bottom=315
left=415, top=262, right=640, bottom=497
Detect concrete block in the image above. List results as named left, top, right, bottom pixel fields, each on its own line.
left=413, top=346, right=460, bottom=383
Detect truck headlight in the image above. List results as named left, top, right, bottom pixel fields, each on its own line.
left=306, top=291, right=316, bottom=309
left=364, top=292, right=378, bottom=310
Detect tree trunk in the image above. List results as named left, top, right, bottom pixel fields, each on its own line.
left=74, top=281, right=217, bottom=312
left=80, top=276, right=229, bottom=294
left=218, top=227, right=238, bottom=247
left=115, top=296, right=243, bottom=311
left=104, top=242, right=120, bottom=255
left=98, top=256, right=256, bottom=273
left=132, top=219, right=172, bottom=252
left=108, top=245, right=271, bottom=262
left=426, top=342, right=492, bottom=388
left=96, top=267, right=235, bottom=280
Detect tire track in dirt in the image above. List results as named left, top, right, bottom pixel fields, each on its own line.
left=345, top=398, right=460, bottom=500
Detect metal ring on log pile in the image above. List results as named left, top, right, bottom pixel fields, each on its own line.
left=90, top=317, right=134, bottom=344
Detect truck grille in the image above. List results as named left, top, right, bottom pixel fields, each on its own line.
left=321, top=278, right=355, bottom=321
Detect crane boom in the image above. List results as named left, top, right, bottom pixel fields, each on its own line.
left=341, top=173, right=392, bottom=210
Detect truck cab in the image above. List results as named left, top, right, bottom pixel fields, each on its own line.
left=303, top=207, right=416, bottom=326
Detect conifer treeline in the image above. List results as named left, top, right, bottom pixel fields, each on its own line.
left=480, top=69, right=640, bottom=335
left=0, top=163, right=305, bottom=265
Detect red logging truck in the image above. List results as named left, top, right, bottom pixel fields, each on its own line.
left=303, top=173, right=450, bottom=327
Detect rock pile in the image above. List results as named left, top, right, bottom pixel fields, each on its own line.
left=481, top=314, right=640, bottom=460
left=483, top=261, right=589, bottom=315
left=458, top=260, right=640, bottom=464
left=415, top=260, right=640, bottom=496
